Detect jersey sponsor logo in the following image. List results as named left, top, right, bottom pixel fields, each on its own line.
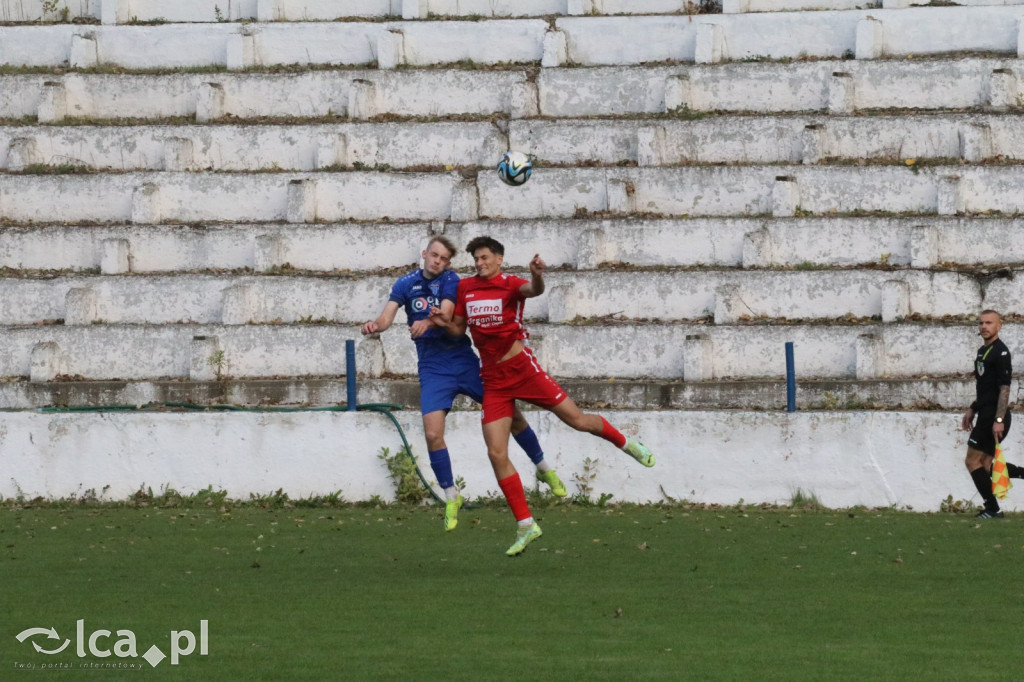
left=411, top=297, right=430, bottom=313
left=466, top=299, right=502, bottom=317
left=466, top=299, right=504, bottom=328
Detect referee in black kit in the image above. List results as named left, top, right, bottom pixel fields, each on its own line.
left=960, top=310, right=1024, bottom=518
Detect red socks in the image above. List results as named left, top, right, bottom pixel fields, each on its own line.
left=498, top=473, right=531, bottom=521
left=599, top=417, right=627, bottom=449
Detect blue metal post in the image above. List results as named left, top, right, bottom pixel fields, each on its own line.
left=785, top=341, right=796, bottom=413
left=346, top=339, right=357, bottom=411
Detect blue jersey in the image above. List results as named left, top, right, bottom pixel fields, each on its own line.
left=389, top=268, right=478, bottom=372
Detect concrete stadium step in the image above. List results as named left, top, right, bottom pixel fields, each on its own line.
left=0, top=222, right=434, bottom=272
left=2, top=164, right=1022, bottom=223
left=2, top=8, right=1022, bottom=69
left=0, top=268, right=985, bottom=327
left=729, top=0, right=1024, bottom=11
left=0, top=121, right=505, bottom=172
left=0, top=375, right=977, bottom=411
left=511, top=114, right=1024, bottom=166
left=0, top=70, right=531, bottom=122
left=2, top=113, right=1019, bottom=172
left=0, top=20, right=551, bottom=70
left=554, top=8, right=1024, bottom=64
left=724, top=0, right=879, bottom=11
left=0, top=320, right=1010, bottom=382
left=1, top=58, right=1013, bottom=123
left=883, top=0, right=1024, bottom=6
left=1, top=0, right=708, bottom=24
left=5, top=216, right=1021, bottom=274
left=449, top=216, right=1024, bottom=270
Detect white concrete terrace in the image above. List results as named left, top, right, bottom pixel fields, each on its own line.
left=1, top=165, right=1021, bottom=224
left=1, top=0, right=729, bottom=24
left=2, top=113, right=1021, bottom=172
left=0, top=268, right=986, bottom=327
left=0, top=320, right=1014, bottom=382
left=0, top=121, right=506, bottom=171
left=1, top=7, right=1023, bottom=70
left=5, top=216, right=1023, bottom=274
left=1, top=58, right=1016, bottom=123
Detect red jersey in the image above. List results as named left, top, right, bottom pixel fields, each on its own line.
left=455, top=272, right=530, bottom=366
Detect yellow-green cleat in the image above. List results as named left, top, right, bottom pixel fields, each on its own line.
left=537, top=469, right=568, bottom=497
left=623, top=438, right=655, bottom=467
left=444, top=495, right=463, bottom=532
left=505, top=522, right=543, bottom=556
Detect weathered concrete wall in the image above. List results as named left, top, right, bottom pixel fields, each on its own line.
left=0, top=269, right=986, bottom=326
left=4, top=114, right=1023, bottom=172
left=0, top=58, right=1012, bottom=122
left=0, top=122, right=506, bottom=171
left=0, top=376, right=981, bottom=411
left=0, top=0, right=708, bottom=22
left=2, top=8, right=1023, bottom=69
left=3, top=217, right=1020, bottom=273
left=0, top=409, right=1015, bottom=512
left=1, top=165, right=1020, bottom=223
left=0, top=320, right=1016, bottom=381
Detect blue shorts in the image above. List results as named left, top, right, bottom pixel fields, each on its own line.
left=418, top=358, right=485, bottom=415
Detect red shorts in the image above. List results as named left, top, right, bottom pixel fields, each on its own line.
left=480, top=347, right=568, bottom=423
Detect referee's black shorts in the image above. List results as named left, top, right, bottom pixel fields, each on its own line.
left=968, top=412, right=1012, bottom=456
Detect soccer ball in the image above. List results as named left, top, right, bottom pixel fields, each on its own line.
left=497, top=150, right=532, bottom=187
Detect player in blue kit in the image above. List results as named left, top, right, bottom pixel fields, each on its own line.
left=361, top=235, right=566, bottom=531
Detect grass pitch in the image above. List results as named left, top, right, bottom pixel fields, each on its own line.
left=2, top=499, right=1020, bottom=680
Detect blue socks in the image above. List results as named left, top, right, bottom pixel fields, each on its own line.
left=513, top=426, right=545, bottom=466
left=428, top=448, right=455, bottom=490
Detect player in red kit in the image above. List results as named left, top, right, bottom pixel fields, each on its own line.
left=431, top=236, right=655, bottom=556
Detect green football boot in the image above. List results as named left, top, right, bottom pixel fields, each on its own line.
left=623, top=438, right=655, bottom=467
left=505, top=522, right=543, bottom=556
left=537, top=469, right=568, bottom=497
left=444, top=495, right=463, bottom=532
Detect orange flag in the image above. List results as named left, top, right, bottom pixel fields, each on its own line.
left=992, top=442, right=1012, bottom=500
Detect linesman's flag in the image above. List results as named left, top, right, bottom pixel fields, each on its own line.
left=992, top=442, right=1012, bottom=500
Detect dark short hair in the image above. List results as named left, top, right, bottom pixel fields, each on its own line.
left=466, top=236, right=504, bottom=257
left=427, top=235, right=457, bottom=258
left=980, top=309, right=1003, bottom=320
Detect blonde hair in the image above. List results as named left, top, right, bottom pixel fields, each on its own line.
left=427, top=235, right=458, bottom=258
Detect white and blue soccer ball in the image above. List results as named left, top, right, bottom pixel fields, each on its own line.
left=497, top=150, right=533, bottom=187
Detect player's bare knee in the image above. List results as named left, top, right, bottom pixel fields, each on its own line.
left=424, top=430, right=446, bottom=451
left=487, top=449, right=510, bottom=466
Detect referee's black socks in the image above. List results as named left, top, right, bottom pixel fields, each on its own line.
left=970, top=467, right=1000, bottom=512
left=1007, top=462, right=1024, bottom=479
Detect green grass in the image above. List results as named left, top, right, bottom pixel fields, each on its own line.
left=2, top=502, right=1020, bottom=680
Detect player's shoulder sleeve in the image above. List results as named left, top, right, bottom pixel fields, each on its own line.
left=388, top=270, right=416, bottom=304
left=507, top=274, right=530, bottom=298
left=439, top=270, right=460, bottom=302
left=454, top=277, right=471, bottom=316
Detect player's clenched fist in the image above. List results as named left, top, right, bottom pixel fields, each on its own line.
left=529, top=254, right=546, bottom=276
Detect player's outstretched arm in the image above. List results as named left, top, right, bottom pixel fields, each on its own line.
left=362, top=301, right=400, bottom=335
left=519, top=253, right=546, bottom=298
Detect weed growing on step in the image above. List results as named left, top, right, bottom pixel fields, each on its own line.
left=378, top=446, right=430, bottom=504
